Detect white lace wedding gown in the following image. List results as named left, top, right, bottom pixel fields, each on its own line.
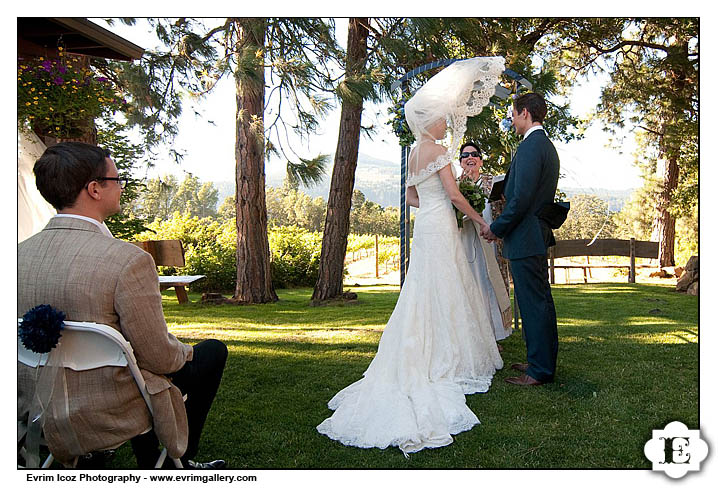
left=317, top=165, right=504, bottom=455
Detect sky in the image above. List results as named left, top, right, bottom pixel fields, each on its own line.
left=97, top=18, right=644, bottom=192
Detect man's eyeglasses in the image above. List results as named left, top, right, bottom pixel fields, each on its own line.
left=460, top=151, right=481, bottom=160
left=92, top=177, right=129, bottom=189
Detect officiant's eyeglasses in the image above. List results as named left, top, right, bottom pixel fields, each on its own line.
left=460, top=151, right=481, bottom=159
left=90, top=177, right=129, bottom=189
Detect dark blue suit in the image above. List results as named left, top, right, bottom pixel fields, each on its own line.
left=490, top=128, right=560, bottom=382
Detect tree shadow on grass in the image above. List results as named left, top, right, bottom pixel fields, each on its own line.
left=164, top=305, right=393, bottom=328
left=177, top=337, right=380, bottom=359
left=542, top=374, right=602, bottom=398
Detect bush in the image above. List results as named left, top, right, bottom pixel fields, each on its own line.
left=268, top=226, right=323, bottom=289
left=132, top=212, right=236, bottom=293
left=675, top=207, right=697, bottom=267
left=131, top=216, right=324, bottom=292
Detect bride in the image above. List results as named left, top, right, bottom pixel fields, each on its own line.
left=317, top=57, right=506, bottom=455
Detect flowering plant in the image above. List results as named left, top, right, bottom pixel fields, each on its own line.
left=17, top=48, right=125, bottom=138
left=387, top=91, right=415, bottom=147
left=454, top=175, right=487, bottom=228
left=19, top=305, right=66, bottom=354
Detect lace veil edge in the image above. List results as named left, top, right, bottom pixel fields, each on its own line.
left=404, top=56, right=505, bottom=188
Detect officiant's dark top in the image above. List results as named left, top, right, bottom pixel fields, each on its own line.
left=490, top=129, right=559, bottom=260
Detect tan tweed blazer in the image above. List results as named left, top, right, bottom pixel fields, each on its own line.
left=18, top=217, right=194, bottom=464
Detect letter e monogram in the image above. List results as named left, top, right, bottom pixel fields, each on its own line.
left=660, top=436, right=691, bottom=464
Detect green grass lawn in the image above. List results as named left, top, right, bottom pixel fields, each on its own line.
left=107, top=283, right=698, bottom=469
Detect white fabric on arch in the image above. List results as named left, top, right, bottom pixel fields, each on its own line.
left=18, top=130, right=55, bottom=243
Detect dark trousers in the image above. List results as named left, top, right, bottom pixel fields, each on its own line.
left=131, top=339, right=228, bottom=468
left=510, top=254, right=558, bottom=383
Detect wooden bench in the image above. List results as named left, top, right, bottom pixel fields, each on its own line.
left=131, top=240, right=205, bottom=304
left=548, top=238, right=659, bottom=284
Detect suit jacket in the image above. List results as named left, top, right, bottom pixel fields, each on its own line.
left=18, top=218, right=193, bottom=464
left=490, top=129, right=560, bottom=260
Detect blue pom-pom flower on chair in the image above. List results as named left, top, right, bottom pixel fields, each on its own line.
left=19, top=305, right=65, bottom=354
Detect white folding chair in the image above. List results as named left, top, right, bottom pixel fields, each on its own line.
left=18, top=320, right=182, bottom=468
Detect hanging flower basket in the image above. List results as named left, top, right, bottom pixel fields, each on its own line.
left=17, top=47, right=126, bottom=139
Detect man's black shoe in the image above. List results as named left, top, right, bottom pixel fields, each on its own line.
left=186, top=459, right=227, bottom=469
left=76, top=449, right=116, bottom=469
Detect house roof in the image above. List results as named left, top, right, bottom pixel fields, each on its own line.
left=18, top=17, right=144, bottom=61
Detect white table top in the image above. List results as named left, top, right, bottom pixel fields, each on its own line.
left=158, top=275, right=205, bottom=285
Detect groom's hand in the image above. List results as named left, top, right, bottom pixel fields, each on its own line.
left=480, top=224, right=499, bottom=243
left=478, top=223, right=490, bottom=238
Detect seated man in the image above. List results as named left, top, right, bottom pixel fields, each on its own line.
left=18, top=142, right=227, bottom=469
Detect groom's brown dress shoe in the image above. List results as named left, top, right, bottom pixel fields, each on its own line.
left=505, top=374, right=543, bottom=386
left=511, top=363, right=529, bottom=372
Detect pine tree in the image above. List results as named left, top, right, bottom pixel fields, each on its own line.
left=136, top=18, right=340, bottom=303
left=551, top=18, right=698, bottom=266
left=311, top=18, right=584, bottom=301
left=312, top=18, right=371, bottom=302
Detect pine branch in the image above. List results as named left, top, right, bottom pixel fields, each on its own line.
left=586, top=38, right=672, bottom=57
left=637, top=125, right=665, bottom=137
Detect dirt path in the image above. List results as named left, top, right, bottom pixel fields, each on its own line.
left=344, top=255, right=400, bottom=286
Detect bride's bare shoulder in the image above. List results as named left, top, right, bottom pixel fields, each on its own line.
left=426, top=142, right=447, bottom=155
left=409, top=142, right=447, bottom=163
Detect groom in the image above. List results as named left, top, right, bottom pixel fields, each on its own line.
left=481, top=92, right=560, bottom=386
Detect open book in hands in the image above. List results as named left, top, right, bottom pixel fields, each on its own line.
left=488, top=174, right=506, bottom=202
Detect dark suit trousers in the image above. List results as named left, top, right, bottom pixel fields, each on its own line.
left=510, top=255, right=558, bottom=383
left=131, top=339, right=228, bottom=467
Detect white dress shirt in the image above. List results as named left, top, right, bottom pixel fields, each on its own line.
left=53, top=214, right=114, bottom=238
left=523, top=125, right=544, bottom=139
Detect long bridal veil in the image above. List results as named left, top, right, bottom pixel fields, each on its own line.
left=405, top=56, right=505, bottom=186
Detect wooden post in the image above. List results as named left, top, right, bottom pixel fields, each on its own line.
left=587, top=255, right=592, bottom=279
left=174, top=286, right=189, bottom=304
left=375, top=234, right=379, bottom=278
left=629, top=237, right=636, bottom=283
left=549, top=247, right=555, bottom=285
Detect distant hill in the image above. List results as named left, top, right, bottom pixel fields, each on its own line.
left=214, top=154, right=636, bottom=212
left=561, top=187, right=634, bottom=213
left=215, top=153, right=403, bottom=208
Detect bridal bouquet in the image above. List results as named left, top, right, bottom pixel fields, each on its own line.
left=454, top=176, right=487, bottom=228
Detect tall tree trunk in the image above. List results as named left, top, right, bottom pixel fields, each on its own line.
left=312, top=18, right=369, bottom=302
left=652, top=60, right=688, bottom=269
left=233, top=18, right=277, bottom=303
left=650, top=46, right=691, bottom=269
left=653, top=153, right=679, bottom=267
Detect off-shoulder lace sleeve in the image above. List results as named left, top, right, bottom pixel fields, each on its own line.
left=407, top=153, right=451, bottom=187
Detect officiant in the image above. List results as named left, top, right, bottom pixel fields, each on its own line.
left=457, top=142, right=513, bottom=347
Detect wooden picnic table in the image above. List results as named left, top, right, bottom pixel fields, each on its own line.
left=130, top=240, right=206, bottom=304
left=158, top=275, right=205, bottom=304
